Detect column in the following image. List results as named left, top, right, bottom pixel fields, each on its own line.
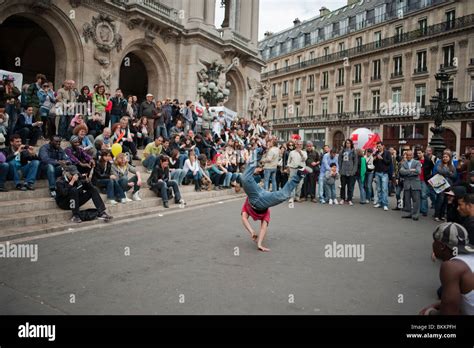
left=204, top=0, right=216, bottom=27
left=188, top=0, right=205, bottom=24
left=250, top=0, right=259, bottom=45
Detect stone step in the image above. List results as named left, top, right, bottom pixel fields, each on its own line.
left=0, top=181, right=207, bottom=201
left=0, top=189, right=242, bottom=228
left=0, top=194, right=243, bottom=242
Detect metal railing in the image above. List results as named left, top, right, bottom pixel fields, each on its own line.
left=261, top=13, right=474, bottom=79
left=115, top=0, right=179, bottom=21
left=414, top=66, right=428, bottom=74
left=271, top=101, right=474, bottom=126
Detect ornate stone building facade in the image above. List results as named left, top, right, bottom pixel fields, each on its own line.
left=259, top=0, right=474, bottom=155
left=0, top=0, right=263, bottom=116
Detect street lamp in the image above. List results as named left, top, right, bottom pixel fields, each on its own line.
left=428, top=67, right=459, bottom=159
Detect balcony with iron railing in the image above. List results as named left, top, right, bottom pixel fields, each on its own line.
left=335, top=81, right=345, bottom=88
left=391, top=71, right=404, bottom=79
left=371, top=75, right=381, bottom=81
left=414, top=66, right=428, bottom=74
left=113, top=0, right=180, bottom=23
left=261, top=12, right=474, bottom=79
left=270, top=101, right=474, bottom=126
left=352, top=78, right=362, bottom=84
left=440, top=63, right=457, bottom=70
left=321, top=85, right=329, bottom=91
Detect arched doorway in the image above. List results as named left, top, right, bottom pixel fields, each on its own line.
left=333, top=131, right=345, bottom=151
left=226, top=69, right=246, bottom=117
left=443, top=128, right=457, bottom=152
left=0, top=15, right=56, bottom=85
left=119, top=53, right=148, bottom=102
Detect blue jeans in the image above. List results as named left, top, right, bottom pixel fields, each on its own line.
left=58, top=115, right=72, bottom=139
left=263, top=168, right=277, bottom=191
left=153, top=180, right=181, bottom=202
left=155, top=125, right=168, bottom=139
left=9, top=160, right=40, bottom=185
left=375, top=172, right=389, bottom=207
left=171, top=169, right=186, bottom=185
left=43, top=164, right=63, bottom=189
left=0, top=162, right=9, bottom=187
left=186, top=170, right=203, bottom=182
left=365, top=171, right=374, bottom=201
left=420, top=181, right=429, bottom=215
left=324, top=182, right=337, bottom=200
left=231, top=172, right=241, bottom=184
left=179, top=154, right=188, bottom=169
left=355, top=176, right=366, bottom=203
left=435, top=192, right=447, bottom=219
left=95, top=178, right=125, bottom=200
left=110, top=114, right=121, bottom=127
left=143, top=155, right=158, bottom=171
left=242, top=162, right=303, bottom=210
left=318, top=174, right=326, bottom=202
left=223, top=172, right=233, bottom=187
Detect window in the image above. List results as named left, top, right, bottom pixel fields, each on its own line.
left=339, top=42, right=345, bottom=52
left=283, top=104, right=288, bottom=118
left=373, top=59, right=381, bottom=80
left=340, top=18, right=349, bottom=35
left=273, top=63, right=278, bottom=71
left=309, top=51, right=315, bottom=60
left=310, top=30, right=318, bottom=44
left=372, top=90, right=380, bottom=112
left=308, top=75, right=315, bottom=92
left=322, top=98, right=328, bottom=116
left=323, top=47, right=329, bottom=57
left=271, top=106, right=276, bottom=119
left=337, top=68, right=345, bottom=86
left=353, top=93, right=361, bottom=114
left=354, top=64, right=362, bottom=83
left=356, top=12, right=366, bottom=30
left=298, top=35, right=305, bottom=48
left=395, top=26, right=404, bottom=43
left=397, top=0, right=405, bottom=18
left=297, top=56, right=302, bottom=64
left=415, top=84, right=426, bottom=108
left=392, top=87, right=402, bottom=105
left=446, top=81, right=454, bottom=100
left=401, top=125, right=414, bottom=139
left=416, top=51, right=427, bottom=73
left=308, top=100, right=314, bottom=116
left=324, top=24, right=332, bottom=40
left=419, top=18, right=428, bottom=35
left=374, top=31, right=382, bottom=48
left=446, top=10, right=455, bottom=29
left=393, top=56, right=403, bottom=77
left=443, top=45, right=455, bottom=67
left=471, top=77, right=474, bottom=102
left=294, top=78, right=301, bottom=95
left=283, top=81, right=289, bottom=95
left=375, top=4, right=386, bottom=23
left=271, top=83, right=277, bottom=97
left=285, top=59, right=290, bottom=68
left=322, top=71, right=329, bottom=89
left=356, top=37, right=363, bottom=48
left=285, top=40, right=291, bottom=53
left=337, top=96, right=344, bottom=114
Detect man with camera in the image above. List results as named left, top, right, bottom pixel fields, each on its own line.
left=373, top=141, right=392, bottom=211
left=39, top=135, right=71, bottom=198
left=1, top=134, right=40, bottom=191
left=55, top=165, right=112, bottom=223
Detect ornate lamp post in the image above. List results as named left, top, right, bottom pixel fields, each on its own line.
left=428, top=67, right=459, bottom=159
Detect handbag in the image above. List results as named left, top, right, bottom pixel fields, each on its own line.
left=78, top=208, right=99, bottom=221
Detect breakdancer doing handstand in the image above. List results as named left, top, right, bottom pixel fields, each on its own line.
left=241, top=146, right=312, bottom=252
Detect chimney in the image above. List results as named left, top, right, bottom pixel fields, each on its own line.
left=293, top=18, right=301, bottom=26
left=319, top=7, right=330, bottom=17
left=347, top=0, right=358, bottom=5
left=264, top=31, right=273, bottom=38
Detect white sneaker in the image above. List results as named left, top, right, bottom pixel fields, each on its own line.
left=383, top=206, right=389, bottom=211
left=340, top=199, right=345, bottom=205
left=365, top=200, right=370, bottom=204
left=334, top=199, right=339, bottom=205
left=374, top=204, right=381, bottom=208
left=328, top=199, right=333, bottom=205
left=348, top=201, right=354, bottom=206
left=289, top=198, right=294, bottom=203
left=120, top=198, right=128, bottom=204
left=108, top=199, right=117, bottom=205
left=132, top=191, right=142, bottom=201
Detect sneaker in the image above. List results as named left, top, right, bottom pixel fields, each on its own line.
left=365, top=200, right=370, bottom=204
left=49, top=190, right=56, bottom=198
left=434, top=217, right=441, bottom=222
left=334, top=199, right=339, bottom=205
left=24, top=183, right=35, bottom=191
left=132, top=191, right=142, bottom=201
left=348, top=201, right=354, bottom=206
left=98, top=212, right=113, bottom=222
left=71, top=215, right=82, bottom=223
left=163, top=201, right=169, bottom=208
left=176, top=198, right=186, bottom=205
left=16, top=184, right=27, bottom=191
left=297, top=166, right=313, bottom=175
left=340, top=199, right=345, bottom=205
left=108, top=199, right=118, bottom=205
left=374, top=204, right=381, bottom=208
left=328, top=199, right=333, bottom=205
left=383, top=206, right=389, bottom=211
left=289, top=198, right=294, bottom=203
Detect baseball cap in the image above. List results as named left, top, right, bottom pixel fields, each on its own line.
left=146, top=93, right=154, bottom=97
left=433, top=222, right=474, bottom=254
left=64, top=165, right=79, bottom=176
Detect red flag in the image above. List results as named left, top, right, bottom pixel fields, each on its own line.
left=362, top=133, right=381, bottom=150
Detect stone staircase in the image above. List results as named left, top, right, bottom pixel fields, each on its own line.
left=0, top=149, right=244, bottom=242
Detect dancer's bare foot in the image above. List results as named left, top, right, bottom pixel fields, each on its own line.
left=257, top=245, right=270, bottom=252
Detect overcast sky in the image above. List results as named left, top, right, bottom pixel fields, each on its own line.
left=215, top=0, right=348, bottom=40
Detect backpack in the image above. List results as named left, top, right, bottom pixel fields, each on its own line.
left=78, top=208, right=99, bottom=221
